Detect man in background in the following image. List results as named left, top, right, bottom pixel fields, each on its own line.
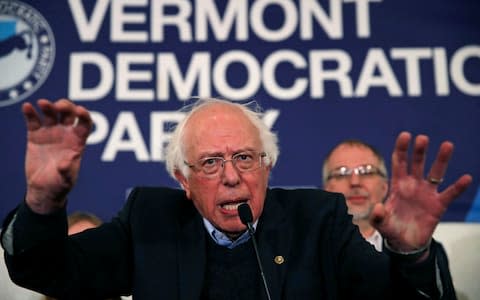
left=322, top=139, right=388, bottom=251
left=322, top=139, right=457, bottom=298
left=67, top=211, right=102, bottom=235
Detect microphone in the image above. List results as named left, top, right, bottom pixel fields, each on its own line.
left=238, top=203, right=272, bottom=300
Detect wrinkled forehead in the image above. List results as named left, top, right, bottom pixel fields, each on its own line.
left=182, top=103, right=261, bottom=154
left=189, top=102, right=243, bottom=121
left=328, top=144, right=381, bottom=168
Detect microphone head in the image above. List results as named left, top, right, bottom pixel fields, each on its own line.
left=238, top=203, right=253, bottom=225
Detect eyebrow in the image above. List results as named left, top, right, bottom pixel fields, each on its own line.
left=198, top=151, right=224, bottom=159
left=197, top=148, right=257, bottom=159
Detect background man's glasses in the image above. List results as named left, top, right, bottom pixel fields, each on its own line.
left=326, top=164, right=386, bottom=181
left=185, top=151, right=267, bottom=177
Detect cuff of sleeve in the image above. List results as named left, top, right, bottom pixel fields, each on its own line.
left=384, top=238, right=432, bottom=264
left=387, top=239, right=440, bottom=299
left=9, top=201, right=68, bottom=255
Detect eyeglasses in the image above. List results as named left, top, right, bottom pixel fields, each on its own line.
left=326, top=164, right=386, bottom=181
left=185, top=151, right=267, bottom=177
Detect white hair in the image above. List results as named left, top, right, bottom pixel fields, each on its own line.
left=165, top=97, right=280, bottom=180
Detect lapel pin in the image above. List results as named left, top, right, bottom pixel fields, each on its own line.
left=274, top=255, right=284, bottom=265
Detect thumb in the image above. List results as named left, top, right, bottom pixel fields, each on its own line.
left=369, top=202, right=386, bottom=231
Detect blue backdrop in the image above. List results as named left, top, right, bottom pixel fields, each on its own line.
left=1, top=0, right=479, bottom=222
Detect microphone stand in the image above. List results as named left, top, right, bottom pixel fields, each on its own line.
left=239, top=203, right=272, bottom=300
left=246, top=222, right=272, bottom=300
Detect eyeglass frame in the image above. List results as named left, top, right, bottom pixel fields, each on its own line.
left=184, top=151, right=268, bottom=177
left=326, top=164, right=386, bottom=181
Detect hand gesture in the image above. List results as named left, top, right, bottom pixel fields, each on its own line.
left=371, top=132, right=472, bottom=252
left=23, top=99, right=92, bottom=214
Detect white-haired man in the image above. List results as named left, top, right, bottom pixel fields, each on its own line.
left=1, top=98, right=471, bottom=299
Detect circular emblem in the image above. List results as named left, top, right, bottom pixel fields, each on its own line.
left=0, top=0, right=55, bottom=107
left=274, top=255, right=285, bottom=265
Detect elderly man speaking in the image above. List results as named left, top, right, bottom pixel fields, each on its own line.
left=1, top=98, right=471, bottom=299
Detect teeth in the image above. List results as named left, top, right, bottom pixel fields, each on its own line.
left=222, top=202, right=246, bottom=211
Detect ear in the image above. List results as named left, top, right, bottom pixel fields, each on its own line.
left=323, top=181, right=332, bottom=192
left=265, top=164, right=273, bottom=172
left=175, top=170, right=191, bottom=199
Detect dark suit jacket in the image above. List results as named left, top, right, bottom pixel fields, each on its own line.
left=2, top=187, right=452, bottom=299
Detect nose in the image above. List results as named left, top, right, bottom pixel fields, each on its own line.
left=221, top=160, right=241, bottom=186
left=348, top=172, right=361, bottom=185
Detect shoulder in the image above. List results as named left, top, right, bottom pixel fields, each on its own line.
left=127, top=186, right=186, bottom=202
left=265, top=187, right=349, bottom=226
left=261, top=188, right=359, bottom=255
left=267, top=187, right=345, bottom=212
left=118, top=186, right=194, bottom=223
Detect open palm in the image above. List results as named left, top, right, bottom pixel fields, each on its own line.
left=371, top=132, right=471, bottom=252
left=23, top=99, right=92, bottom=213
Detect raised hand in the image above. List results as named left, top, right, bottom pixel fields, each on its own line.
left=23, top=99, right=92, bottom=214
left=370, top=132, right=472, bottom=252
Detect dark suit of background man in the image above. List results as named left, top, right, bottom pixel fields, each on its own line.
left=1, top=98, right=472, bottom=299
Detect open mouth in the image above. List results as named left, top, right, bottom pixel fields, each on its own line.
left=219, top=200, right=248, bottom=211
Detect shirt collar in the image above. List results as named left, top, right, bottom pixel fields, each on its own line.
left=366, top=229, right=383, bottom=252
left=203, top=218, right=258, bottom=249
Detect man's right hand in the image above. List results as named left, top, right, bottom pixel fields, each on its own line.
left=23, top=99, right=92, bottom=214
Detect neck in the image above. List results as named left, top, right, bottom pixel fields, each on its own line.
left=225, top=232, right=242, bottom=240
left=353, top=219, right=376, bottom=239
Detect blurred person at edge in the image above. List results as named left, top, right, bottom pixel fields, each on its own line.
left=0, top=211, right=117, bottom=300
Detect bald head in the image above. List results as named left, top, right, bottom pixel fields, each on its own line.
left=165, top=98, right=279, bottom=180
left=183, top=103, right=259, bottom=161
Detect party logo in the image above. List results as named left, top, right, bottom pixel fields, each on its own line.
left=0, top=0, right=55, bottom=107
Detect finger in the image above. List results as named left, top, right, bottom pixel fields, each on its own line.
left=73, top=105, right=93, bottom=139
left=22, top=102, right=41, bottom=131
left=410, top=135, right=428, bottom=179
left=37, top=99, right=58, bottom=126
left=438, top=174, right=472, bottom=206
left=369, top=202, right=387, bottom=231
left=426, top=141, right=454, bottom=186
left=55, top=99, right=77, bottom=126
left=391, top=132, right=411, bottom=181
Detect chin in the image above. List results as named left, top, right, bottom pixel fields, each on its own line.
left=351, top=211, right=370, bottom=221
left=218, top=221, right=247, bottom=235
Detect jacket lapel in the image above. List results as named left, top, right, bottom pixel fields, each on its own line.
left=175, top=189, right=293, bottom=300
left=177, top=202, right=206, bottom=300
left=256, top=189, right=293, bottom=300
